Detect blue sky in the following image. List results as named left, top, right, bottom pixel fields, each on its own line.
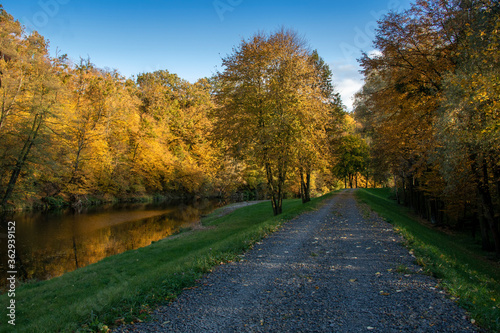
left=3, top=0, right=412, bottom=110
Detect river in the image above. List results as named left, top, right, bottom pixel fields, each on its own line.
left=0, top=198, right=222, bottom=290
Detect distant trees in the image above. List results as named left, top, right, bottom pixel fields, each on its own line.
left=356, top=0, right=500, bottom=255
left=214, top=29, right=335, bottom=215
left=333, top=135, right=369, bottom=189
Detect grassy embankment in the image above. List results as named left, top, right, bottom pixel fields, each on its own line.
left=0, top=193, right=334, bottom=332
left=357, top=188, right=500, bottom=332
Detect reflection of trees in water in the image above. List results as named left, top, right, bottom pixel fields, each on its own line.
left=4, top=208, right=206, bottom=287
left=0, top=199, right=222, bottom=289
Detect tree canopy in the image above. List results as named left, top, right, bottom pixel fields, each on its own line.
left=214, top=29, right=336, bottom=215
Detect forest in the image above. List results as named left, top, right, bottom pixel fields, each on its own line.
left=355, top=0, right=500, bottom=256
left=0, top=0, right=499, bottom=255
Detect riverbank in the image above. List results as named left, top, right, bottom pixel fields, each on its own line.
left=0, top=197, right=225, bottom=291
left=0, top=194, right=332, bottom=332
left=0, top=192, right=210, bottom=212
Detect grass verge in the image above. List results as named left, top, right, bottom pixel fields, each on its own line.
left=0, top=193, right=334, bottom=332
left=356, top=188, right=500, bottom=332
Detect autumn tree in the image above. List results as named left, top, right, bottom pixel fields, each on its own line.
left=215, top=29, right=330, bottom=215
left=297, top=50, right=343, bottom=203
left=136, top=71, right=219, bottom=196
left=357, top=0, right=467, bottom=210
left=357, top=0, right=500, bottom=254
left=332, top=135, right=369, bottom=189
left=0, top=8, right=62, bottom=208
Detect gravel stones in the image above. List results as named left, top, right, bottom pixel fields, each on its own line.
left=115, top=190, right=481, bottom=332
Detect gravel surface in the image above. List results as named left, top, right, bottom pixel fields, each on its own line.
left=115, top=190, right=482, bottom=332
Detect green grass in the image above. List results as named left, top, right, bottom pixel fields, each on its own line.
left=357, top=188, right=500, bottom=332
left=0, top=193, right=334, bottom=332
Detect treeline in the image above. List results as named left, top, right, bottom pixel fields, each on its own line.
left=355, top=0, right=500, bottom=255
left=0, top=6, right=226, bottom=209
left=0, top=8, right=351, bottom=212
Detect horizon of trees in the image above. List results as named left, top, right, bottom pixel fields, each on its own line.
left=1, top=7, right=364, bottom=215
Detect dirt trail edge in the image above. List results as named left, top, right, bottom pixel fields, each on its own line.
left=115, top=190, right=481, bottom=333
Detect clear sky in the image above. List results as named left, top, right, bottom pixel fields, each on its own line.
left=2, top=0, right=412, bottom=110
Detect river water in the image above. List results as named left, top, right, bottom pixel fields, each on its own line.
left=0, top=199, right=222, bottom=290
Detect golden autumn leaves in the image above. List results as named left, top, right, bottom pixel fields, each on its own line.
left=214, top=29, right=339, bottom=215
left=0, top=7, right=344, bottom=212
left=0, top=6, right=221, bottom=208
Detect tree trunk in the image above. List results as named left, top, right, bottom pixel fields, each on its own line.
left=305, top=171, right=311, bottom=202
left=300, top=168, right=311, bottom=203
left=394, top=175, right=400, bottom=204
left=72, top=236, right=79, bottom=269
left=479, top=158, right=500, bottom=256
left=471, top=154, right=500, bottom=255
left=1, top=113, right=44, bottom=207
left=478, top=201, right=493, bottom=251
left=492, top=157, right=500, bottom=206
left=265, top=162, right=284, bottom=216
left=401, top=174, right=406, bottom=205
left=426, top=198, right=433, bottom=224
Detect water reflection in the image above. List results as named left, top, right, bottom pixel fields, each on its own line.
left=0, top=199, right=220, bottom=290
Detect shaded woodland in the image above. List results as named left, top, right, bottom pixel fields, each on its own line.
left=355, top=0, right=500, bottom=255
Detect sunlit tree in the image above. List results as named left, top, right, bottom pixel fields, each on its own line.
left=215, top=29, right=331, bottom=214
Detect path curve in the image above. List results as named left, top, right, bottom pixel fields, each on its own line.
left=115, top=190, right=481, bottom=332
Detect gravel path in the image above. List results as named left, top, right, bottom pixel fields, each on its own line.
left=115, top=190, right=481, bottom=332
